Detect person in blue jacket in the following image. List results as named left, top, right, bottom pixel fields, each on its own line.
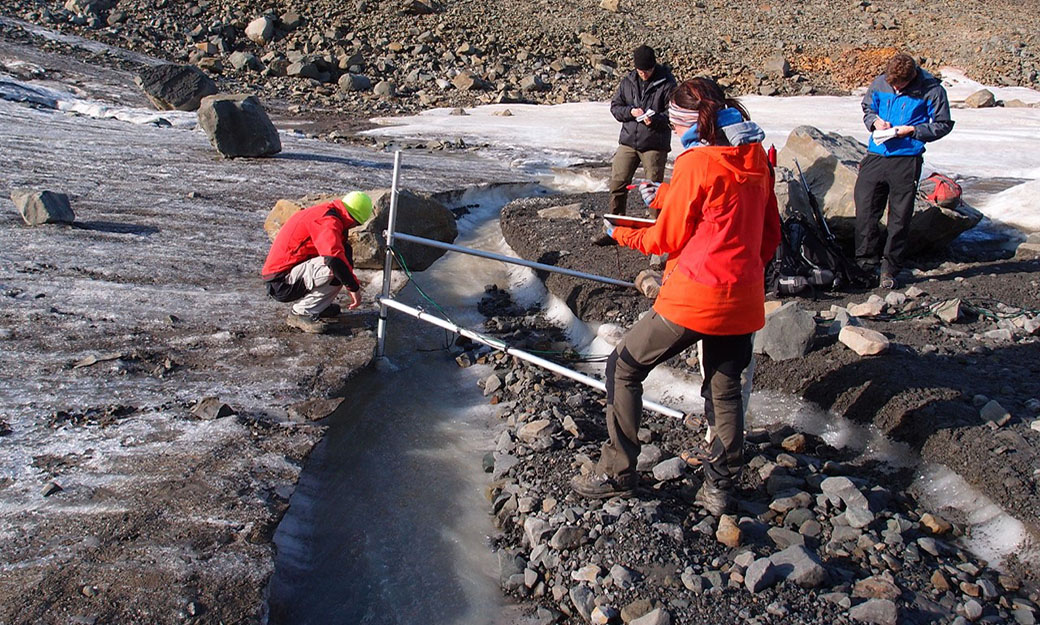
left=854, top=52, right=954, bottom=288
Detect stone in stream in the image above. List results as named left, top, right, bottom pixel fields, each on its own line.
left=286, top=397, right=344, bottom=422
left=134, top=63, right=217, bottom=111
left=10, top=189, right=74, bottom=225
left=821, top=476, right=874, bottom=528
left=197, top=94, right=281, bottom=158
left=849, top=598, right=898, bottom=625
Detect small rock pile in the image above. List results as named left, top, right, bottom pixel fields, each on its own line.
left=458, top=288, right=1039, bottom=625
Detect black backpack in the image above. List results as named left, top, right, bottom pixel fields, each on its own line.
left=766, top=213, right=873, bottom=297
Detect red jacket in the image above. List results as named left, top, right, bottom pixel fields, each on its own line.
left=262, top=199, right=361, bottom=292
left=613, top=143, right=781, bottom=335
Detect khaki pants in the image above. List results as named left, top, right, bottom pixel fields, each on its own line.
left=287, top=257, right=342, bottom=316
left=596, top=312, right=752, bottom=490
left=608, top=145, right=667, bottom=216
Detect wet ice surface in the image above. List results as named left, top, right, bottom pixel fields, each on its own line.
left=269, top=187, right=549, bottom=625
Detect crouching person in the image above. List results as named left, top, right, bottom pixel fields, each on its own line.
left=261, top=191, right=373, bottom=333
left=570, top=78, right=781, bottom=516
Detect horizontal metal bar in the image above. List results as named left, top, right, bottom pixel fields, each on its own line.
left=390, top=232, right=636, bottom=289
left=380, top=298, right=685, bottom=420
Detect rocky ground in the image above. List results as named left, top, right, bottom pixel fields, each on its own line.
left=3, top=0, right=1040, bottom=127
left=462, top=283, right=1040, bottom=625
left=498, top=192, right=1040, bottom=591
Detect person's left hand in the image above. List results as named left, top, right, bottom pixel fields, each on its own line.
left=638, top=181, right=660, bottom=206
left=894, top=125, right=915, bottom=137
left=347, top=290, right=362, bottom=309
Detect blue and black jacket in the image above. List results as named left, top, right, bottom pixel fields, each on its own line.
left=861, top=68, right=954, bottom=157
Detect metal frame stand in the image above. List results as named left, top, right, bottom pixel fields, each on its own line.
left=373, top=151, right=684, bottom=421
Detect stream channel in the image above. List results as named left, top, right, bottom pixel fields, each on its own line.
left=265, top=177, right=1035, bottom=625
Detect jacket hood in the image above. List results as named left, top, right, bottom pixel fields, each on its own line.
left=685, top=143, right=770, bottom=183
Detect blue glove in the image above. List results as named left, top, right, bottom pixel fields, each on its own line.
left=602, top=217, right=615, bottom=237
left=638, top=181, right=660, bottom=206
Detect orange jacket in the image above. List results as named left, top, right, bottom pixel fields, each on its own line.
left=613, top=143, right=781, bottom=335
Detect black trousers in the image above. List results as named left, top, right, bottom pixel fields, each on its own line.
left=853, top=153, right=923, bottom=274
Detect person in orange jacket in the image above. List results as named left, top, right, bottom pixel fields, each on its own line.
left=262, top=192, right=372, bottom=334
left=571, top=77, right=781, bottom=516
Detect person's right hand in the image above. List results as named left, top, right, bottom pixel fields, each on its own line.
left=631, top=107, right=645, bottom=119
left=347, top=290, right=362, bottom=310
left=874, top=119, right=892, bottom=130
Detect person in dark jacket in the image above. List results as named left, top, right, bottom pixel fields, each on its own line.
left=605, top=45, right=676, bottom=219
left=854, top=52, right=953, bottom=288
left=261, top=192, right=372, bottom=333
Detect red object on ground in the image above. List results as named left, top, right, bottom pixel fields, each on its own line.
left=767, top=144, right=777, bottom=167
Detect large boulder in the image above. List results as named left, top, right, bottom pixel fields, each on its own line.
left=10, top=189, right=74, bottom=225
left=754, top=302, right=816, bottom=361
left=351, top=189, right=458, bottom=270
left=134, top=64, right=218, bottom=112
left=197, top=94, right=281, bottom=158
left=777, top=125, right=982, bottom=252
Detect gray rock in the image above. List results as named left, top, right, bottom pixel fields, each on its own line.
left=229, top=51, right=261, bottom=72
left=287, top=61, right=321, bottom=80
left=980, top=400, right=1011, bottom=427
left=651, top=457, right=685, bottom=481
left=763, top=55, right=791, bottom=77
left=549, top=526, right=586, bottom=550
left=42, top=481, right=62, bottom=497
left=849, top=598, right=898, bottom=625
left=609, top=564, right=634, bottom=588
left=767, top=527, right=805, bottom=549
left=769, top=545, right=828, bottom=587
left=287, top=397, right=344, bottom=421
left=821, top=476, right=874, bottom=528
left=776, top=126, right=980, bottom=245
left=569, top=585, right=595, bottom=622
left=1014, top=608, right=1037, bottom=625
left=745, top=557, right=777, bottom=593
left=520, top=75, right=547, bottom=92
left=134, top=64, right=217, bottom=112
left=636, top=444, right=662, bottom=471
left=681, top=569, right=707, bottom=594
left=10, top=189, right=74, bottom=225
left=492, top=454, right=519, bottom=480
left=630, top=608, right=671, bottom=625
left=245, top=16, right=276, bottom=45
left=964, top=89, right=997, bottom=109
left=350, top=189, right=458, bottom=270
left=498, top=549, right=525, bottom=586
left=192, top=397, right=234, bottom=420
left=517, top=419, right=556, bottom=450
left=934, top=298, right=965, bottom=323
left=962, top=599, right=983, bottom=621
left=754, top=302, right=816, bottom=361
left=373, top=80, right=396, bottom=97
left=197, top=94, right=281, bottom=158
left=338, top=73, right=373, bottom=92
left=523, top=516, right=551, bottom=546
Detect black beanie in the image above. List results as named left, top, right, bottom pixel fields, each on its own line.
left=633, top=45, right=656, bottom=70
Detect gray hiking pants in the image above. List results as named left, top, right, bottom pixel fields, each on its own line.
left=596, top=311, right=753, bottom=490
left=288, top=257, right=342, bottom=316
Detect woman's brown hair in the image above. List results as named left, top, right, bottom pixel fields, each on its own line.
left=669, top=77, right=750, bottom=146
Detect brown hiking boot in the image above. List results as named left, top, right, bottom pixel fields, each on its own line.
left=570, top=472, right=637, bottom=499
left=286, top=312, right=330, bottom=334
left=695, top=480, right=735, bottom=517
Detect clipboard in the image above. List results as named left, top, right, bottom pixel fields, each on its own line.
left=604, top=213, right=656, bottom=229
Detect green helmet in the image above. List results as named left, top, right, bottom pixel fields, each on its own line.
left=342, top=191, right=373, bottom=224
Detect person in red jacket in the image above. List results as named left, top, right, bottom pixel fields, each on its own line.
left=571, top=78, right=781, bottom=516
left=262, top=192, right=373, bottom=333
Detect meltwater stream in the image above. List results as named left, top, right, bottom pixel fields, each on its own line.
left=266, top=184, right=548, bottom=625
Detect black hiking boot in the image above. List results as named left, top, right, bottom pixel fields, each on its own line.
left=317, top=303, right=342, bottom=318
left=570, top=472, right=637, bottom=499
left=695, top=480, right=735, bottom=517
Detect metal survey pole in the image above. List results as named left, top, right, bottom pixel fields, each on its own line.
left=379, top=297, right=685, bottom=420
left=375, top=150, right=403, bottom=358
left=391, top=232, right=637, bottom=289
